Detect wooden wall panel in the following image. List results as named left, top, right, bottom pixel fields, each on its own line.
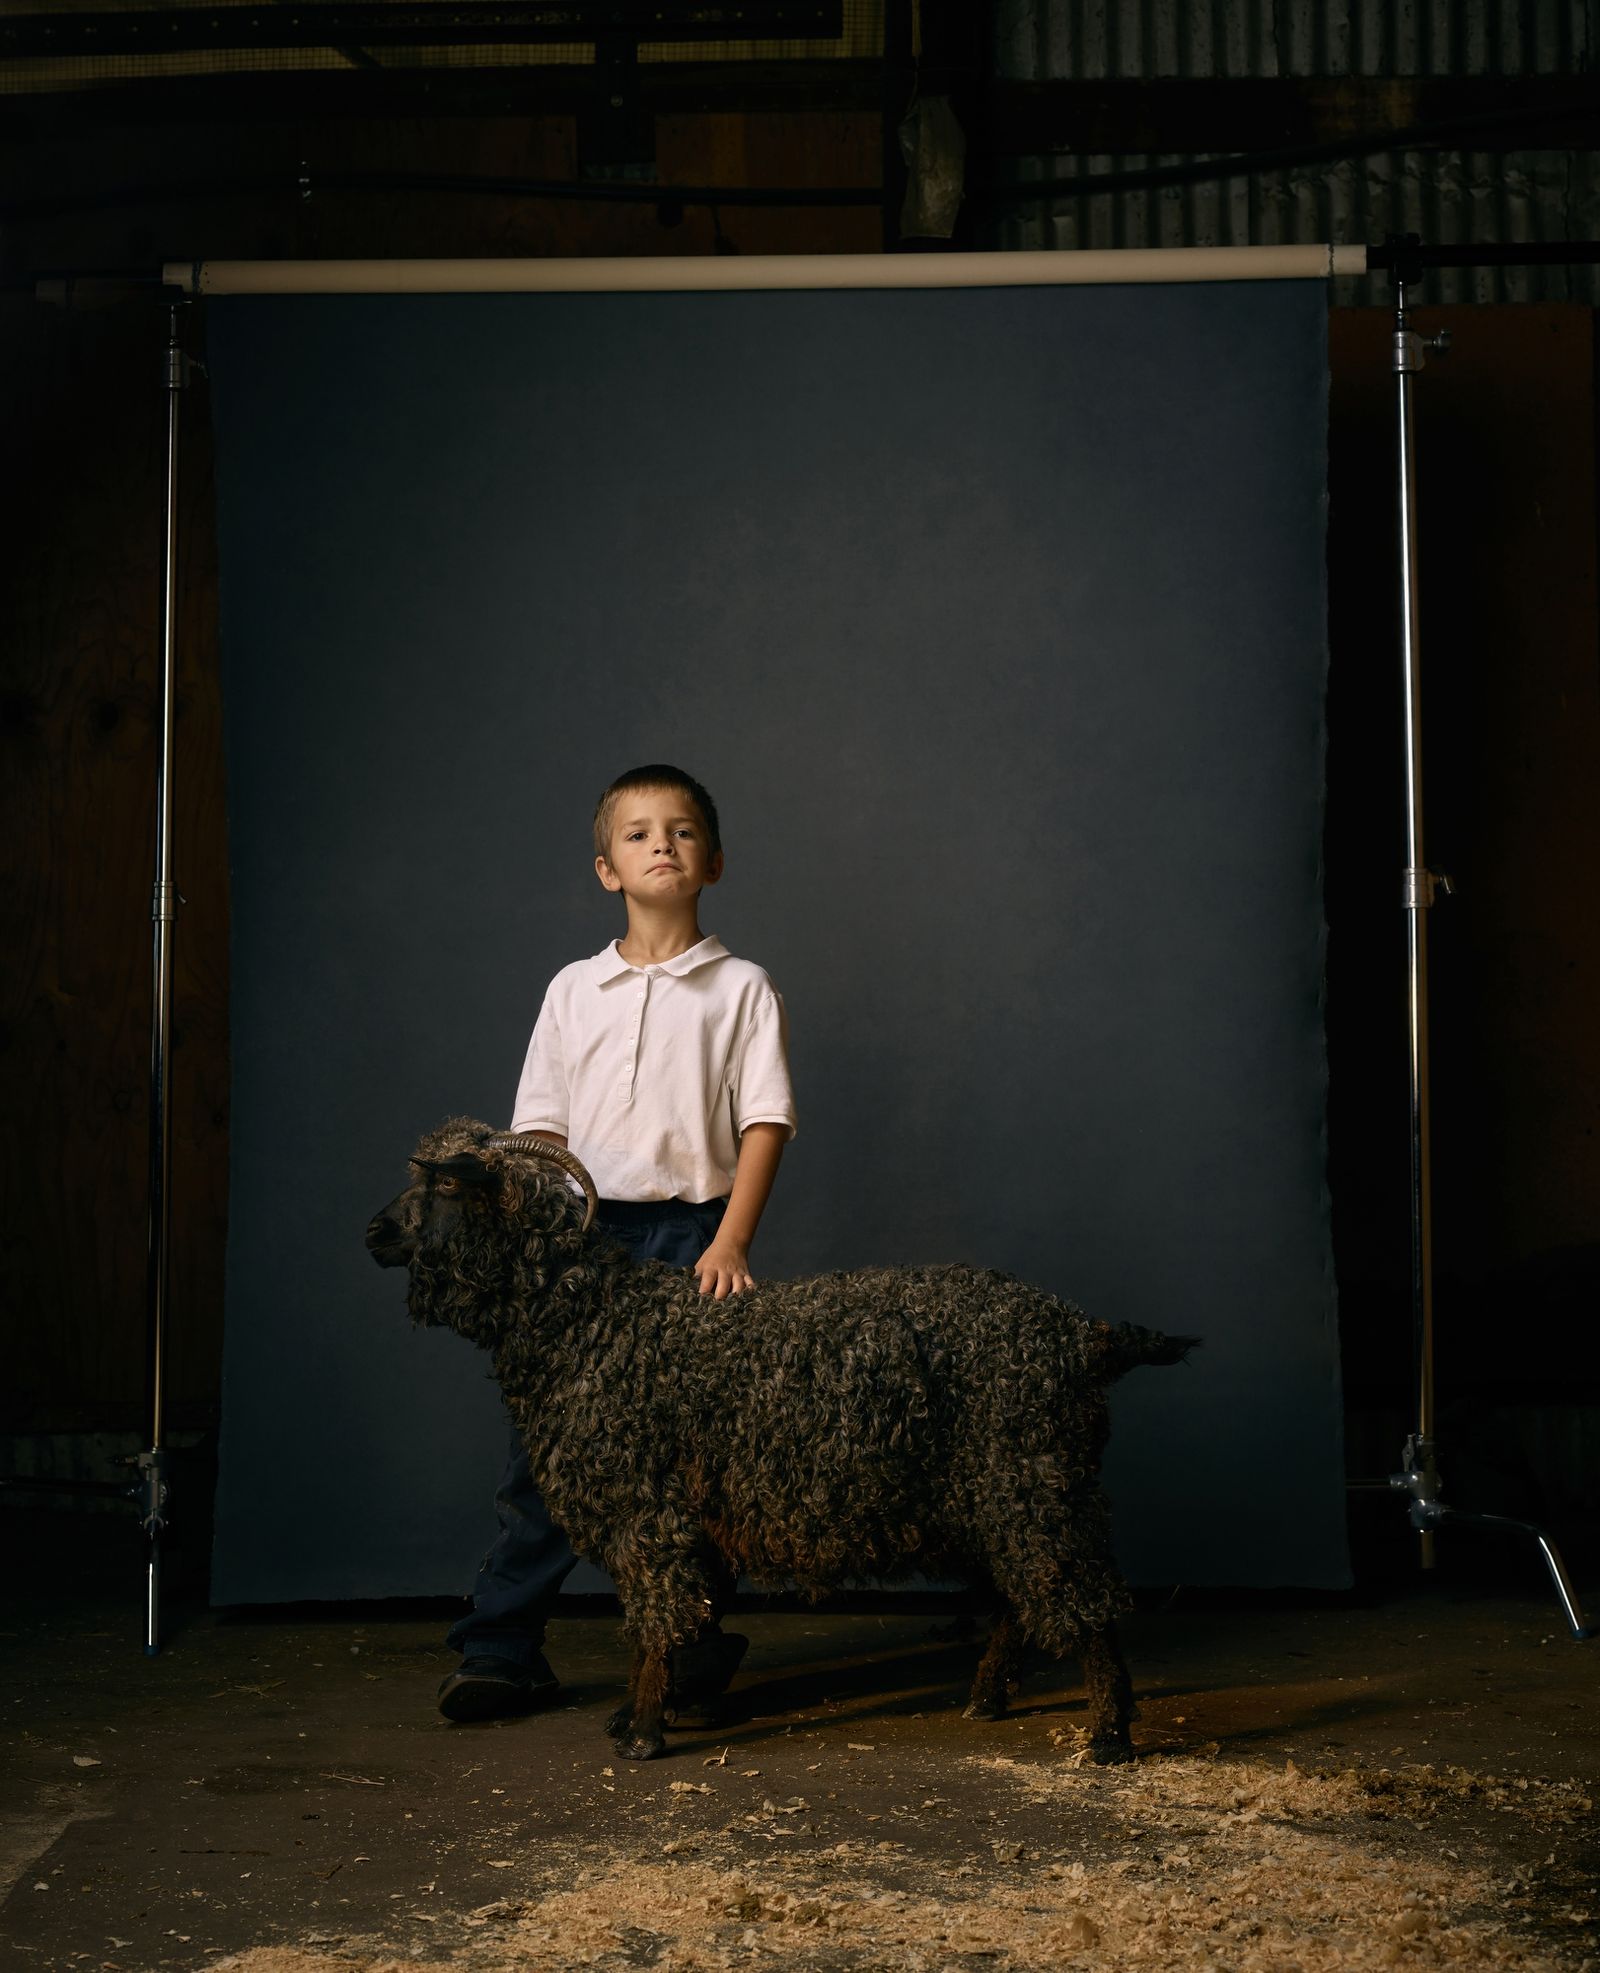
left=3, top=111, right=882, bottom=273
left=2, top=298, right=229, bottom=1431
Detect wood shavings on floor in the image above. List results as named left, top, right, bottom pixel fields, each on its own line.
left=206, top=1751, right=1596, bottom=1973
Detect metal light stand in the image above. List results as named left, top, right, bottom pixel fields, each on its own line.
left=136, top=303, right=192, bottom=1656
left=1381, top=237, right=1592, bottom=1640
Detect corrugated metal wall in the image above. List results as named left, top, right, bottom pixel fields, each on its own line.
left=990, top=0, right=1600, bottom=301
left=997, top=0, right=1592, bottom=77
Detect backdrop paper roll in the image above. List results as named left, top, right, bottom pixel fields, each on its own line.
left=206, top=275, right=1343, bottom=1604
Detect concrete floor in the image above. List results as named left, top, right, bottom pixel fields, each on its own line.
left=3, top=1511, right=1598, bottom=1972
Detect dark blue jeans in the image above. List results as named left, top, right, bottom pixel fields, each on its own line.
left=446, top=1196, right=725, bottom=1666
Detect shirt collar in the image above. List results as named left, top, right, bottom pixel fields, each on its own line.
left=590, top=934, right=728, bottom=984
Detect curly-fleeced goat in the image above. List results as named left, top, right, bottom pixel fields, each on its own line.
left=367, top=1120, right=1198, bottom=1763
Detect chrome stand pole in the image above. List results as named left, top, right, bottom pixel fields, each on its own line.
left=1381, top=251, right=1592, bottom=1639
left=137, top=304, right=189, bottom=1655
left=1389, top=275, right=1447, bottom=1570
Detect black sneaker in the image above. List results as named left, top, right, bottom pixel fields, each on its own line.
left=436, top=1651, right=560, bottom=1723
left=668, top=1628, right=748, bottom=1718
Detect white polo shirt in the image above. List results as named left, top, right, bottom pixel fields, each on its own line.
left=510, top=934, right=796, bottom=1204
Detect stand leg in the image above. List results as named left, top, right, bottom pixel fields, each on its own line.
left=1390, top=1435, right=1593, bottom=1640
left=138, top=1445, right=168, bottom=1656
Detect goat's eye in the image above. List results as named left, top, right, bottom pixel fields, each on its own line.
left=435, top=1176, right=461, bottom=1196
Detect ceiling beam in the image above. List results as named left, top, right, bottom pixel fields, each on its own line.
left=976, top=74, right=1600, bottom=159
left=5, top=68, right=1598, bottom=162
left=1, top=3, right=843, bottom=58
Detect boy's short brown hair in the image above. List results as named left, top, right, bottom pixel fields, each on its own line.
left=593, top=765, right=722, bottom=864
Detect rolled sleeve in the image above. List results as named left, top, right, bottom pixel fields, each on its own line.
left=510, top=994, right=569, bottom=1136
left=731, top=990, right=797, bottom=1141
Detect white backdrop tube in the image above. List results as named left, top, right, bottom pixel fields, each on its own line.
left=167, top=245, right=1367, bottom=297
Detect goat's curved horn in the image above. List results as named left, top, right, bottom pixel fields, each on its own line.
left=485, top=1133, right=598, bottom=1232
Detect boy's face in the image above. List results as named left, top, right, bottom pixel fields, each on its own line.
left=596, top=786, right=723, bottom=904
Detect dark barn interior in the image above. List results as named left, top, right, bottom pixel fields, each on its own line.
left=4, top=4, right=1600, bottom=1969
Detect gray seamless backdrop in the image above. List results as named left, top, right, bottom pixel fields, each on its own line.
left=206, top=277, right=1346, bottom=1604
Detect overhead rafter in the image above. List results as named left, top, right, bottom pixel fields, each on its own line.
left=5, top=66, right=1598, bottom=154
left=0, top=2, right=844, bottom=58
left=974, top=74, right=1600, bottom=160
left=0, top=68, right=881, bottom=137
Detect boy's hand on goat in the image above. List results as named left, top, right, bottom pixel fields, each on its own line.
left=694, top=1237, right=755, bottom=1300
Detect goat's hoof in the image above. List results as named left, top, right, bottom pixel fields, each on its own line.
left=615, top=1727, right=666, bottom=1762
left=963, top=1697, right=1007, bottom=1722
left=1088, top=1734, right=1135, bottom=1766
left=603, top=1704, right=633, bottom=1739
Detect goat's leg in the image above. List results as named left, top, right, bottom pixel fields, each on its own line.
left=613, top=1639, right=671, bottom=1762
left=978, top=1479, right=1136, bottom=1760
left=604, top=1647, right=644, bottom=1740
left=1081, top=1620, right=1135, bottom=1765
left=963, top=1608, right=1024, bottom=1722
left=611, top=1563, right=712, bottom=1760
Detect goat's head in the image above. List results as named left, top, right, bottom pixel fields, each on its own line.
left=367, top=1119, right=599, bottom=1347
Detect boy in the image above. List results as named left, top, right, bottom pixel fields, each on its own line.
left=437, top=764, right=795, bottom=1722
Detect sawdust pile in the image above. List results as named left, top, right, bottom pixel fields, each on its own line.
left=210, top=1753, right=1596, bottom=1973
left=977, top=1745, right=1594, bottom=1825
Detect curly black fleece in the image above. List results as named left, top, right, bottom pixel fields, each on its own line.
left=368, top=1118, right=1198, bottom=1760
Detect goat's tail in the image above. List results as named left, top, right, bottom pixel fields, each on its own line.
left=1092, top=1320, right=1202, bottom=1381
